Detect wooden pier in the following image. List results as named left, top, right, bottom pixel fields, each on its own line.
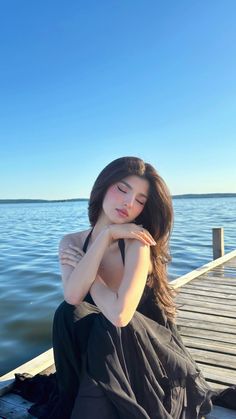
left=172, top=248, right=236, bottom=419
left=1, top=229, right=236, bottom=418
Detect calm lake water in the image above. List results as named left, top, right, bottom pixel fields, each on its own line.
left=0, top=197, right=235, bottom=375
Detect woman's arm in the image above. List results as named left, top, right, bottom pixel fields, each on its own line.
left=89, top=275, right=119, bottom=325
left=59, top=227, right=110, bottom=305
left=60, top=224, right=153, bottom=322
left=116, top=240, right=150, bottom=326
left=90, top=239, right=150, bottom=327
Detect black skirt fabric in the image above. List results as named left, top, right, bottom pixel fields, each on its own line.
left=12, top=284, right=236, bottom=419
left=66, top=287, right=214, bottom=419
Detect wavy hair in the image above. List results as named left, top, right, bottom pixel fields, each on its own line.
left=88, top=156, right=178, bottom=322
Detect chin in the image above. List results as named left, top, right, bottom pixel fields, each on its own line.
left=112, top=218, right=127, bottom=224
left=110, top=216, right=129, bottom=224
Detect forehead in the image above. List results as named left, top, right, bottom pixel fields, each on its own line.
left=119, top=175, right=149, bottom=194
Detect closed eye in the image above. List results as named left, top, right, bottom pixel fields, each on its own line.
left=117, top=185, right=145, bottom=205
left=137, top=200, right=145, bottom=206
left=117, top=185, right=126, bottom=193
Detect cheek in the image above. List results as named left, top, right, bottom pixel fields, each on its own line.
left=135, top=205, right=145, bottom=217
left=134, top=200, right=147, bottom=217
left=109, top=185, right=119, bottom=196
left=104, top=185, right=121, bottom=203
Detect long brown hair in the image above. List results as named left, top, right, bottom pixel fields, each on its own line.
left=88, top=156, right=177, bottom=322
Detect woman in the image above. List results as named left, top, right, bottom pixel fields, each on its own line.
left=52, top=156, right=213, bottom=419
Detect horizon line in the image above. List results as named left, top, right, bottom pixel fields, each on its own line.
left=0, top=192, right=236, bottom=203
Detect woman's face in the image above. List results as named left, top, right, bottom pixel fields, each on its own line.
left=102, top=175, right=149, bottom=223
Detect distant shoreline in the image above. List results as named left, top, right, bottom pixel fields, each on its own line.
left=0, top=193, right=236, bottom=204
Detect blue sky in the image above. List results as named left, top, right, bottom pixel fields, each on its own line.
left=0, top=1, right=235, bottom=199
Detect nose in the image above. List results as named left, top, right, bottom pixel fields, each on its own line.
left=124, top=194, right=135, bottom=208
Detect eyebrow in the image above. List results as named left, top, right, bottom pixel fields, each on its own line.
left=119, top=180, right=148, bottom=199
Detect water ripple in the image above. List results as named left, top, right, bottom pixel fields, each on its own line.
left=0, top=198, right=235, bottom=375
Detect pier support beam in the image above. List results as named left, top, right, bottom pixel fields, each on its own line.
left=212, top=228, right=224, bottom=260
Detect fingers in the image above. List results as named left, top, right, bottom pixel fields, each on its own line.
left=144, top=232, right=156, bottom=245
left=59, top=245, right=84, bottom=266
left=68, top=244, right=85, bottom=255
left=134, top=232, right=156, bottom=246
left=60, top=258, right=77, bottom=268
left=135, top=225, right=156, bottom=245
left=59, top=245, right=84, bottom=258
left=118, top=224, right=156, bottom=245
left=60, top=254, right=81, bottom=266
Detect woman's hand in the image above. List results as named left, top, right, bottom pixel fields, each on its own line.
left=107, top=223, right=156, bottom=246
left=59, top=245, right=85, bottom=268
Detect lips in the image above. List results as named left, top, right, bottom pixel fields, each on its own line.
left=116, top=208, right=128, bottom=217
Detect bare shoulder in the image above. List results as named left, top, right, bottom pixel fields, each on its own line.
left=124, top=238, right=150, bottom=252
left=59, top=228, right=92, bottom=251
left=124, top=239, right=153, bottom=275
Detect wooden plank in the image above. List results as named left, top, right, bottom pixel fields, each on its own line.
left=171, top=250, right=236, bottom=289
left=196, top=363, right=236, bottom=386
left=176, top=318, right=236, bottom=335
left=187, top=348, right=236, bottom=369
left=203, top=271, right=236, bottom=279
left=176, top=292, right=236, bottom=306
left=214, top=271, right=236, bottom=277
left=221, top=260, right=236, bottom=269
left=183, top=283, right=236, bottom=294
left=177, top=310, right=236, bottom=326
left=176, top=304, right=235, bottom=318
left=0, top=348, right=54, bottom=396
left=198, top=267, right=236, bottom=274
left=205, top=381, right=227, bottom=391
left=0, top=393, right=34, bottom=418
left=198, top=280, right=236, bottom=287
left=178, top=318, right=236, bottom=345
left=178, top=326, right=236, bottom=344
left=175, top=297, right=236, bottom=315
left=184, top=282, right=236, bottom=299
left=210, top=268, right=236, bottom=275
left=212, top=259, right=236, bottom=265
left=206, top=405, right=236, bottom=419
left=192, top=277, right=236, bottom=286
left=181, top=336, right=236, bottom=355
left=177, top=288, right=236, bottom=300
left=1, top=393, right=33, bottom=407
left=199, top=273, right=236, bottom=281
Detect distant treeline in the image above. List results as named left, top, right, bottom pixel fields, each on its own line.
left=172, top=193, right=236, bottom=199
left=0, top=194, right=236, bottom=204
left=0, top=198, right=88, bottom=204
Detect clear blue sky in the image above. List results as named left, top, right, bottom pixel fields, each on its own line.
left=0, top=1, right=235, bottom=199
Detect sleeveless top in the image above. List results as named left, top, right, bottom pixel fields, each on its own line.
left=82, top=227, right=150, bottom=308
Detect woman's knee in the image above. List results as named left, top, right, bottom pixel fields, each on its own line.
left=53, top=300, right=74, bottom=323
left=52, top=300, right=75, bottom=343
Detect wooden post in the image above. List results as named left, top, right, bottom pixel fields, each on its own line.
left=212, top=228, right=224, bottom=260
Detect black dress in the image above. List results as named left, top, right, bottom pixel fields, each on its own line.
left=11, top=229, right=236, bottom=418
left=52, top=229, right=214, bottom=419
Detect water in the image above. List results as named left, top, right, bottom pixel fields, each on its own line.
left=0, top=198, right=235, bottom=375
